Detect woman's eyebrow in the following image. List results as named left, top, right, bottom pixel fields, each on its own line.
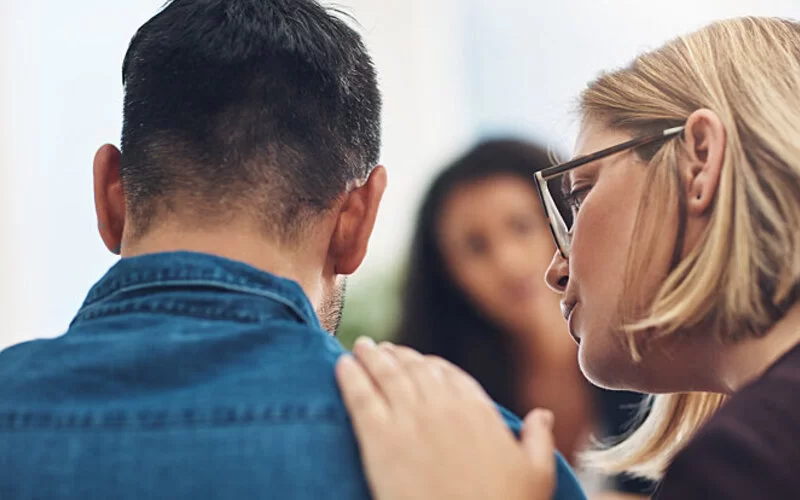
left=562, top=159, right=604, bottom=195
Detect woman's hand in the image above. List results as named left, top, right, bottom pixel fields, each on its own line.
left=335, top=337, right=557, bottom=500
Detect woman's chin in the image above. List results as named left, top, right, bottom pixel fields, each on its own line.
left=577, top=339, right=637, bottom=391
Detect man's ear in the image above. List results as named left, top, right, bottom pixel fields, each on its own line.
left=329, top=166, right=388, bottom=275
left=681, top=109, right=726, bottom=216
left=93, top=144, right=126, bottom=255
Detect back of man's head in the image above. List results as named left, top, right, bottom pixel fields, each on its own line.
left=119, top=0, right=381, bottom=241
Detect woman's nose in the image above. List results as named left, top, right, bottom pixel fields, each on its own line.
left=544, top=250, right=569, bottom=293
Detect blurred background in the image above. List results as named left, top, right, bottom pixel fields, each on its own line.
left=2, top=1, right=799, bottom=497
left=0, top=0, right=798, bottom=349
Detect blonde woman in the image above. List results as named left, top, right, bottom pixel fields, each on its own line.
left=335, top=16, right=800, bottom=500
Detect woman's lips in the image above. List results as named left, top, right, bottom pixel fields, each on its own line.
left=567, top=308, right=580, bottom=344
left=561, top=301, right=580, bottom=344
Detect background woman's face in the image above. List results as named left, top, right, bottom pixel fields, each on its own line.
left=545, top=121, right=679, bottom=390
left=437, top=175, right=559, bottom=335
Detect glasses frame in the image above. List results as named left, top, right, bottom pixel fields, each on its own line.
left=534, top=125, right=685, bottom=258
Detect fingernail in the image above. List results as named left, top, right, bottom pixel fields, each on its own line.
left=338, top=354, right=356, bottom=371
left=355, top=336, right=376, bottom=349
left=532, top=409, right=554, bottom=430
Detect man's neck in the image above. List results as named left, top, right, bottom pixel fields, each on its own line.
left=122, top=222, right=326, bottom=309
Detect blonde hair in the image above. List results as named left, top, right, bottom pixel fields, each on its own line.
left=579, top=17, right=800, bottom=479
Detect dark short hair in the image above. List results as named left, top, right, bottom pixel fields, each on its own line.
left=120, top=0, right=381, bottom=239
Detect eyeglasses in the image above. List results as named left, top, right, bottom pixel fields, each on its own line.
left=534, top=125, right=685, bottom=258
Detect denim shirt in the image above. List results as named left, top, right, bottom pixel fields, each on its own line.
left=0, top=252, right=586, bottom=500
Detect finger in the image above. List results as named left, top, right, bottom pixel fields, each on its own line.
left=385, top=345, right=426, bottom=374
left=522, top=409, right=557, bottom=487
left=381, top=344, right=448, bottom=401
left=385, top=344, right=488, bottom=403
left=385, top=344, right=424, bottom=363
left=352, top=337, right=420, bottom=406
left=431, top=355, right=491, bottom=401
left=335, top=354, right=390, bottom=431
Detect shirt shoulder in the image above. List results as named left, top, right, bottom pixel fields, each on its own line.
left=656, top=344, right=800, bottom=499
left=497, top=405, right=586, bottom=500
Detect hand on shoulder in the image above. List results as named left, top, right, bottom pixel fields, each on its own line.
left=335, top=337, right=557, bottom=500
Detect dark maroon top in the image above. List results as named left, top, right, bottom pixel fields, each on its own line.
left=655, top=342, right=800, bottom=499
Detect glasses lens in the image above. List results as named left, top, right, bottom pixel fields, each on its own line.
left=536, top=173, right=572, bottom=256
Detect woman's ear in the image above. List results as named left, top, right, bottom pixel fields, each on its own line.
left=681, top=109, right=726, bottom=216
left=93, top=144, right=127, bottom=255
left=328, top=166, right=388, bottom=275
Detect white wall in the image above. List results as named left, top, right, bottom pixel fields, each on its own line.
left=1, top=1, right=165, bottom=347
left=1, top=4, right=18, bottom=340
left=1, top=1, right=799, bottom=347
left=465, top=0, right=800, bottom=145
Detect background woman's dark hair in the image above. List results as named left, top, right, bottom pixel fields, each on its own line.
left=394, top=138, right=553, bottom=415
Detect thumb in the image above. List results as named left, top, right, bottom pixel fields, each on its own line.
left=522, top=409, right=557, bottom=486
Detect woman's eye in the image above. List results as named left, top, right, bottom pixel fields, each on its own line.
left=564, top=186, right=591, bottom=216
left=464, top=234, right=488, bottom=256
left=510, top=215, right=535, bottom=235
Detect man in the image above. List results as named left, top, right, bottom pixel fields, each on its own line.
left=0, top=1, right=584, bottom=498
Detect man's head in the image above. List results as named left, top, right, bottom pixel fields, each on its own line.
left=92, top=0, right=386, bottom=333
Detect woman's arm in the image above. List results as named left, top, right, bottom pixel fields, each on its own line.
left=335, top=337, right=558, bottom=500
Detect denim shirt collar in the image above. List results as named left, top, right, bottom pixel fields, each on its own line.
left=74, top=251, right=320, bottom=329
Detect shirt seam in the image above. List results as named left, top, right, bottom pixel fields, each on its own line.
left=73, top=280, right=314, bottom=326
left=0, top=405, right=347, bottom=432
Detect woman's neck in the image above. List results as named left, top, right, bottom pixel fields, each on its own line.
left=715, top=302, right=800, bottom=393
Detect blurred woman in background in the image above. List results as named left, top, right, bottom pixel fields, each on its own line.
left=394, top=139, right=651, bottom=497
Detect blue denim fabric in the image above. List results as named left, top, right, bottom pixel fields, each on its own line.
left=0, top=252, right=585, bottom=499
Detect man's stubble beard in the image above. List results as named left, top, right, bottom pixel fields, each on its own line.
left=319, top=277, right=347, bottom=335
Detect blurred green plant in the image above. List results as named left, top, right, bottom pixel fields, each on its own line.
left=337, top=266, right=403, bottom=350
